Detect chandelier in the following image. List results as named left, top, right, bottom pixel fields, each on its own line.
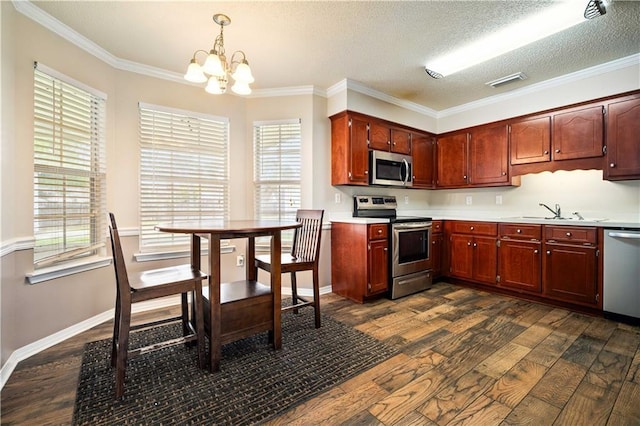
left=184, top=13, right=254, bottom=95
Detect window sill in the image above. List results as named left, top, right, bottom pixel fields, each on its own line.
left=26, top=256, right=112, bottom=285
left=134, top=245, right=236, bottom=262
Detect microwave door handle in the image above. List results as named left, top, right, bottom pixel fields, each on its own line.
left=401, top=159, right=409, bottom=184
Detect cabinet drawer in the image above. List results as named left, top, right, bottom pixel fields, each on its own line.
left=499, top=223, right=542, bottom=240
left=450, top=221, right=497, bottom=236
left=432, top=220, right=443, bottom=233
left=544, top=226, right=597, bottom=245
left=368, top=224, right=388, bottom=240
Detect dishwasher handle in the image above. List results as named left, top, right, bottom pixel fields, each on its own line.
left=607, top=231, right=640, bottom=239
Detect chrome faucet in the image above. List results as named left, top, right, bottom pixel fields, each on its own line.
left=573, top=211, right=585, bottom=220
left=539, top=203, right=562, bottom=219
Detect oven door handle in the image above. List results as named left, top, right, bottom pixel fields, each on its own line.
left=394, top=223, right=431, bottom=230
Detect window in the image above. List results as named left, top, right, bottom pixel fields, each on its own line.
left=253, top=119, right=301, bottom=245
left=139, top=103, right=229, bottom=252
left=33, top=63, right=107, bottom=269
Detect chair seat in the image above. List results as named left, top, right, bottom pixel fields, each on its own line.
left=129, top=264, right=207, bottom=291
left=255, top=253, right=315, bottom=273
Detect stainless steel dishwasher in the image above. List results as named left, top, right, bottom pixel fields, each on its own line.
left=603, top=228, right=640, bottom=324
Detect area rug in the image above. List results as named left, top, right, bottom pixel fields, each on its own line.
left=72, top=306, right=397, bottom=425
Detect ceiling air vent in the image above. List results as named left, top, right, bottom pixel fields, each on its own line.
left=486, top=72, right=527, bottom=88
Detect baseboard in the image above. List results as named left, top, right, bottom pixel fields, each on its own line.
left=0, top=285, right=332, bottom=390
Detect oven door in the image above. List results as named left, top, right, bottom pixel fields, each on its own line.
left=392, top=222, right=431, bottom=277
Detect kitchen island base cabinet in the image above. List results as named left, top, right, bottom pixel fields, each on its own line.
left=331, top=222, right=389, bottom=303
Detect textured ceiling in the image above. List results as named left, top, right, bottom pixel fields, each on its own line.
left=27, top=0, right=640, bottom=111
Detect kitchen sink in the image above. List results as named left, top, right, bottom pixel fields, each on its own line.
left=501, top=216, right=608, bottom=222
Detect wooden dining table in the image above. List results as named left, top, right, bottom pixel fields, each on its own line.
left=155, top=219, right=301, bottom=372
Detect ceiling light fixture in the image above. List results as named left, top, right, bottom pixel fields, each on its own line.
left=425, top=1, right=601, bottom=79
left=184, top=13, right=254, bottom=95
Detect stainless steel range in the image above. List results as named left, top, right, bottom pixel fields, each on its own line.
left=353, top=195, right=432, bottom=299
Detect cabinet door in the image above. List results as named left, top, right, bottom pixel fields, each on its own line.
left=369, top=120, right=391, bottom=151
left=368, top=239, right=389, bottom=295
left=469, top=125, right=509, bottom=185
left=553, top=105, right=604, bottom=160
left=509, top=116, right=551, bottom=165
left=349, top=117, right=370, bottom=184
left=411, top=133, right=435, bottom=188
left=431, top=232, right=443, bottom=278
left=391, top=128, right=412, bottom=155
left=499, top=239, right=542, bottom=293
left=543, top=244, right=597, bottom=306
left=437, top=133, right=468, bottom=187
left=449, top=234, right=473, bottom=280
left=605, top=97, right=640, bottom=180
left=472, top=236, right=498, bottom=285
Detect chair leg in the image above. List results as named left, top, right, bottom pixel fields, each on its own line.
left=111, top=290, right=122, bottom=368
left=312, top=267, right=321, bottom=328
left=193, top=282, right=206, bottom=370
left=180, top=292, right=190, bottom=339
left=291, top=272, right=299, bottom=314
left=115, top=304, right=131, bottom=399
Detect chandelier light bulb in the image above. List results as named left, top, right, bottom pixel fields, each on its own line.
left=205, top=77, right=224, bottom=94
left=203, top=52, right=226, bottom=77
left=232, top=61, right=254, bottom=84
left=231, top=81, right=251, bottom=95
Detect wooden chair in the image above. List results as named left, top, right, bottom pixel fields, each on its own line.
left=108, top=212, right=207, bottom=398
left=255, top=209, right=324, bottom=328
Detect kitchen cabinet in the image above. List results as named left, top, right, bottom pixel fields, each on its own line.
left=509, top=116, right=551, bottom=165
left=553, top=104, right=604, bottom=161
left=431, top=220, right=444, bottom=278
left=436, top=124, right=511, bottom=188
left=331, top=222, right=389, bottom=303
left=604, top=95, right=640, bottom=180
left=543, top=225, right=599, bottom=307
left=446, top=221, right=498, bottom=285
left=498, top=223, right=542, bottom=294
left=330, top=112, right=369, bottom=186
left=411, top=132, right=435, bottom=188
left=369, top=120, right=412, bottom=155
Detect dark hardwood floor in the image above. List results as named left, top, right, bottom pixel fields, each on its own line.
left=2, top=282, right=640, bottom=425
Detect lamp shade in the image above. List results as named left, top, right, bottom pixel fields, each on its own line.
left=205, top=77, right=225, bottom=94
left=231, top=81, right=251, bottom=95
left=203, top=53, right=226, bottom=77
left=232, top=62, right=255, bottom=84
left=184, top=60, right=207, bottom=83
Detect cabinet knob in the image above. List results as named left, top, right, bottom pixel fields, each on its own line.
left=473, top=243, right=477, bottom=247
left=610, top=163, right=615, bottom=168
left=555, top=149, right=561, bottom=153
left=463, top=175, right=467, bottom=179
left=517, top=229, right=522, bottom=233
left=432, top=240, right=436, bottom=244
left=566, top=232, right=572, bottom=237
left=378, top=229, right=383, bottom=234
left=387, top=141, right=391, bottom=145
left=546, top=250, right=551, bottom=255
left=384, top=247, right=388, bottom=251
left=544, top=150, right=549, bottom=155
left=534, top=249, right=539, bottom=254
left=502, top=172, right=507, bottom=176
left=470, top=226, right=474, bottom=231
left=467, top=242, right=472, bottom=246
left=364, top=170, right=368, bottom=175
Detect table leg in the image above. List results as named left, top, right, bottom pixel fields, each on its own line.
left=247, top=236, right=256, bottom=281
left=271, top=231, right=282, bottom=349
left=208, top=234, right=222, bottom=372
left=190, top=235, right=201, bottom=326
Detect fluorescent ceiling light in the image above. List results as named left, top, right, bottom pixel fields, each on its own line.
left=425, top=1, right=589, bottom=78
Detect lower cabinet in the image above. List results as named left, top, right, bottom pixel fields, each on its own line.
left=331, top=222, right=389, bottom=303
left=446, top=221, right=498, bottom=285
left=498, top=223, right=542, bottom=293
left=542, top=226, right=600, bottom=307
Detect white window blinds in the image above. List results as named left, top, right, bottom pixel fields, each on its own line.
left=254, top=119, right=301, bottom=245
left=139, top=103, right=229, bottom=252
left=33, top=63, right=107, bottom=268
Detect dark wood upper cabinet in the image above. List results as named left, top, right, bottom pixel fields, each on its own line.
left=436, top=133, right=468, bottom=187
left=469, top=124, right=509, bottom=185
left=552, top=105, right=604, bottom=161
left=369, top=120, right=411, bottom=155
left=605, top=95, right=640, bottom=181
left=509, top=116, right=551, bottom=165
left=411, top=133, right=435, bottom=188
left=330, top=112, right=369, bottom=186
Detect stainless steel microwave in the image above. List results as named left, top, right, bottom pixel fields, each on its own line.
left=369, top=150, right=413, bottom=187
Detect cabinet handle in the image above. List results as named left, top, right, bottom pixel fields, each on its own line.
left=544, top=150, right=549, bottom=155
left=470, top=226, right=474, bottom=231
left=384, top=247, right=388, bottom=251
left=387, top=141, right=391, bottom=145
left=610, top=163, right=616, bottom=168
left=473, top=243, right=477, bottom=247
left=555, top=149, right=561, bottom=153
left=534, top=249, right=539, bottom=254
left=467, top=242, right=472, bottom=246
left=546, top=250, right=551, bottom=255
left=463, top=175, right=467, bottom=179
left=517, top=229, right=522, bottom=233
left=502, top=172, right=507, bottom=176
left=378, top=229, right=383, bottom=234
left=432, top=240, right=436, bottom=244
left=364, top=170, right=368, bottom=175
left=566, top=232, right=572, bottom=237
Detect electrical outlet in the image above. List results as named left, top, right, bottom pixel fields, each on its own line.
left=404, top=195, right=409, bottom=204
left=236, top=255, right=244, bottom=267
left=334, top=193, right=341, bottom=204
left=496, top=195, right=503, bottom=205
left=465, top=195, right=473, bottom=205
